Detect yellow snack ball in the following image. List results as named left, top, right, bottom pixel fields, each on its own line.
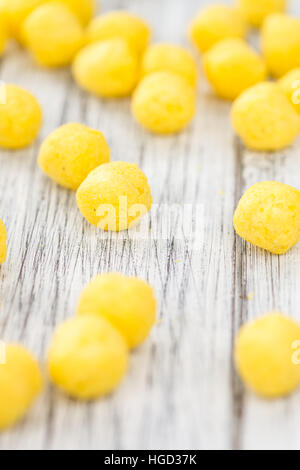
left=237, top=0, right=287, bottom=28
left=77, top=273, right=157, bottom=349
left=235, top=313, right=300, bottom=398
left=0, top=219, right=7, bottom=264
left=189, top=4, right=247, bottom=53
left=140, top=43, right=197, bottom=87
left=48, top=315, right=128, bottom=400
left=0, top=344, right=42, bottom=430
left=233, top=181, right=300, bottom=255
left=38, top=123, right=110, bottom=190
left=0, top=1, right=8, bottom=54
left=231, top=82, right=300, bottom=151
left=59, top=0, right=95, bottom=26
left=4, top=0, right=47, bottom=40
left=262, top=13, right=300, bottom=78
left=73, top=38, right=138, bottom=98
left=22, top=2, right=83, bottom=68
left=132, top=71, right=196, bottom=135
left=76, top=161, right=152, bottom=231
left=279, top=68, right=300, bottom=114
left=204, top=38, right=267, bottom=100
left=86, top=11, right=151, bottom=56
left=0, top=84, right=42, bottom=150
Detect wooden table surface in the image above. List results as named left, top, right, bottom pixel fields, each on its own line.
left=0, top=0, right=300, bottom=450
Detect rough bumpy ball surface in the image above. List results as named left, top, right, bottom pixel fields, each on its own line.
left=76, top=161, right=153, bottom=231
left=235, top=313, right=300, bottom=398
left=262, top=13, right=300, bottom=78
left=140, top=43, right=197, bottom=87
left=132, top=71, right=196, bottom=134
left=237, top=0, right=287, bottom=28
left=73, top=38, right=139, bottom=98
left=233, top=181, right=300, bottom=255
left=48, top=315, right=129, bottom=400
left=279, top=68, right=300, bottom=114
left=0, top=219, right=7, bottom=264
left=38, top=123, right=110, bottom=190
left=189, top=4, right=247, bottom=53
left=86, top=11, right=151, bottom=56
left=231, top=82, right=300, bottom=151
left=22, top=2, right=83, bottom=67
left=77, top=273, right=157, bottom=349
left=204, top=38, right=267, bottom=100
left=0, top=84, right=42, bottom=149
left=0, top=344, right=43, bottom=430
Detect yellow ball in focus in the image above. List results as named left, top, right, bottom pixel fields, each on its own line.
left=237, top=0, right=287, bottom=28
left=279, top=68, right=300, bottom=115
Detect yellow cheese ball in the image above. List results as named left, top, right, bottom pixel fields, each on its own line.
left=76, top=161, right=153, bottom=231
left=38, top=123, right=110, bottom=190
left=0, top=1, right=8, bottom=54
left=262, top=13, right=300, bottom=78
left=237, top=0, right=287, bottom=28
left=77, top=273, right=157, bottom=349
left=4, top=0, right=47, bottom=40
left=73, top=38, right=139, bottom=98
left=231, top=82, right=300, bottom=151
left=22, top=2, right=84, bottom=67
left=59, top=0, right=95, bottom=26
left=204, top=38, right=267, bottom=100
left=0, top=219, right=7, bottom=264
left=189, top=4, right=247, bottom=53
left=0, top=344, right=42, bottom=430
left=140, top=43, right=197, bottom=87
left=0, top=84, right=42, bottom=149
left=279, top=68, right=300, bottom=114
left=48, top=315, right=128, bottom=400
left=233, top=181, right=300, bottom=255
left=235, top=313, right=300, bottom=398
left=86, top=11, right=151, bottom=56
left=132, top=71, right=196, bottom=135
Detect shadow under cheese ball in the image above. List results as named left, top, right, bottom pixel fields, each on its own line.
left=237, top=0, right=287, bottom=28
left=38, top=123, right=110, bottom=190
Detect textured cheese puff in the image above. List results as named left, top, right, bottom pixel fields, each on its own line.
left=262, top=13, right=300, bottom=78
left=204, top=38, right=267, bottom=100
left=279, top=68, right=300, bottom=114
left=4, top=0, right=47, bottom=40
left=59, top=0, right=96, bottom=26
left=22, top=2, right=84, bottom=68
left=132, top=71, right=196, bottom=135
left=86, top=10, right=151, bottom=56
left=188, top=4, right=247, bottom=53
left=233, top=181, right=300, bottom=255
left=38, top=123, right=110, bottom=190
left=0, top=344, right=43, bottom=430
left=231, top=82, right=300, bottom=151
left=237, top=0, right=287, bottom=28
left=0, top=84, right=42, bottom=150
left=140, top=43, right=197, bottom=87
left=235, top=313, right=300, bottom=398
left=76, top=161, right=153, bottom=231
left=73, top=38, right=139, bottom=98
left=0, top=219, right=7, bottom=264
left=77, top=273, right=157, bottom=349
left=47, top=315, right=128, bottom=400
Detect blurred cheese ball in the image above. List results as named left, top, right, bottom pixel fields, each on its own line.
left=235, top=313, right=300, bottom=398
left=279, top=68, right=300, bottom=114
left=237, top=0, right=287, bottom=28
left=0, top=219, right=7, bottom=264
left=38, top=123, right=110, bottom=190
left=3, top=0, right=47, bottom=40
left=0, top=0, right=8, bottom=54
left=86, top=11, right=151, bottom=56
left=73, top=38, right=139, bottom=98
left=231, top=82, right=300, bottom=151
left=140, top=43, right=197, bottom=87
left=262, top=13, right=300, bottom=78
left=233, top=181, right=300, bottom=255
left=76, top=161, right=152, bottom=231
left=77, top=273, right=157, bottom=349
left=132, top=71, right=196, bottom=134
left=22, top=2, right=84, bottom=67
left=0, top=344, right=42, bottom=430
left=0, top=84, right=42, bottom=149
left=204, top=38, right=267, bottom=100
left=188, top=4, right=247, bottom=53
left=59, top=0, right=95, bottom=26
left=48, top=315, right=128, bottom=400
